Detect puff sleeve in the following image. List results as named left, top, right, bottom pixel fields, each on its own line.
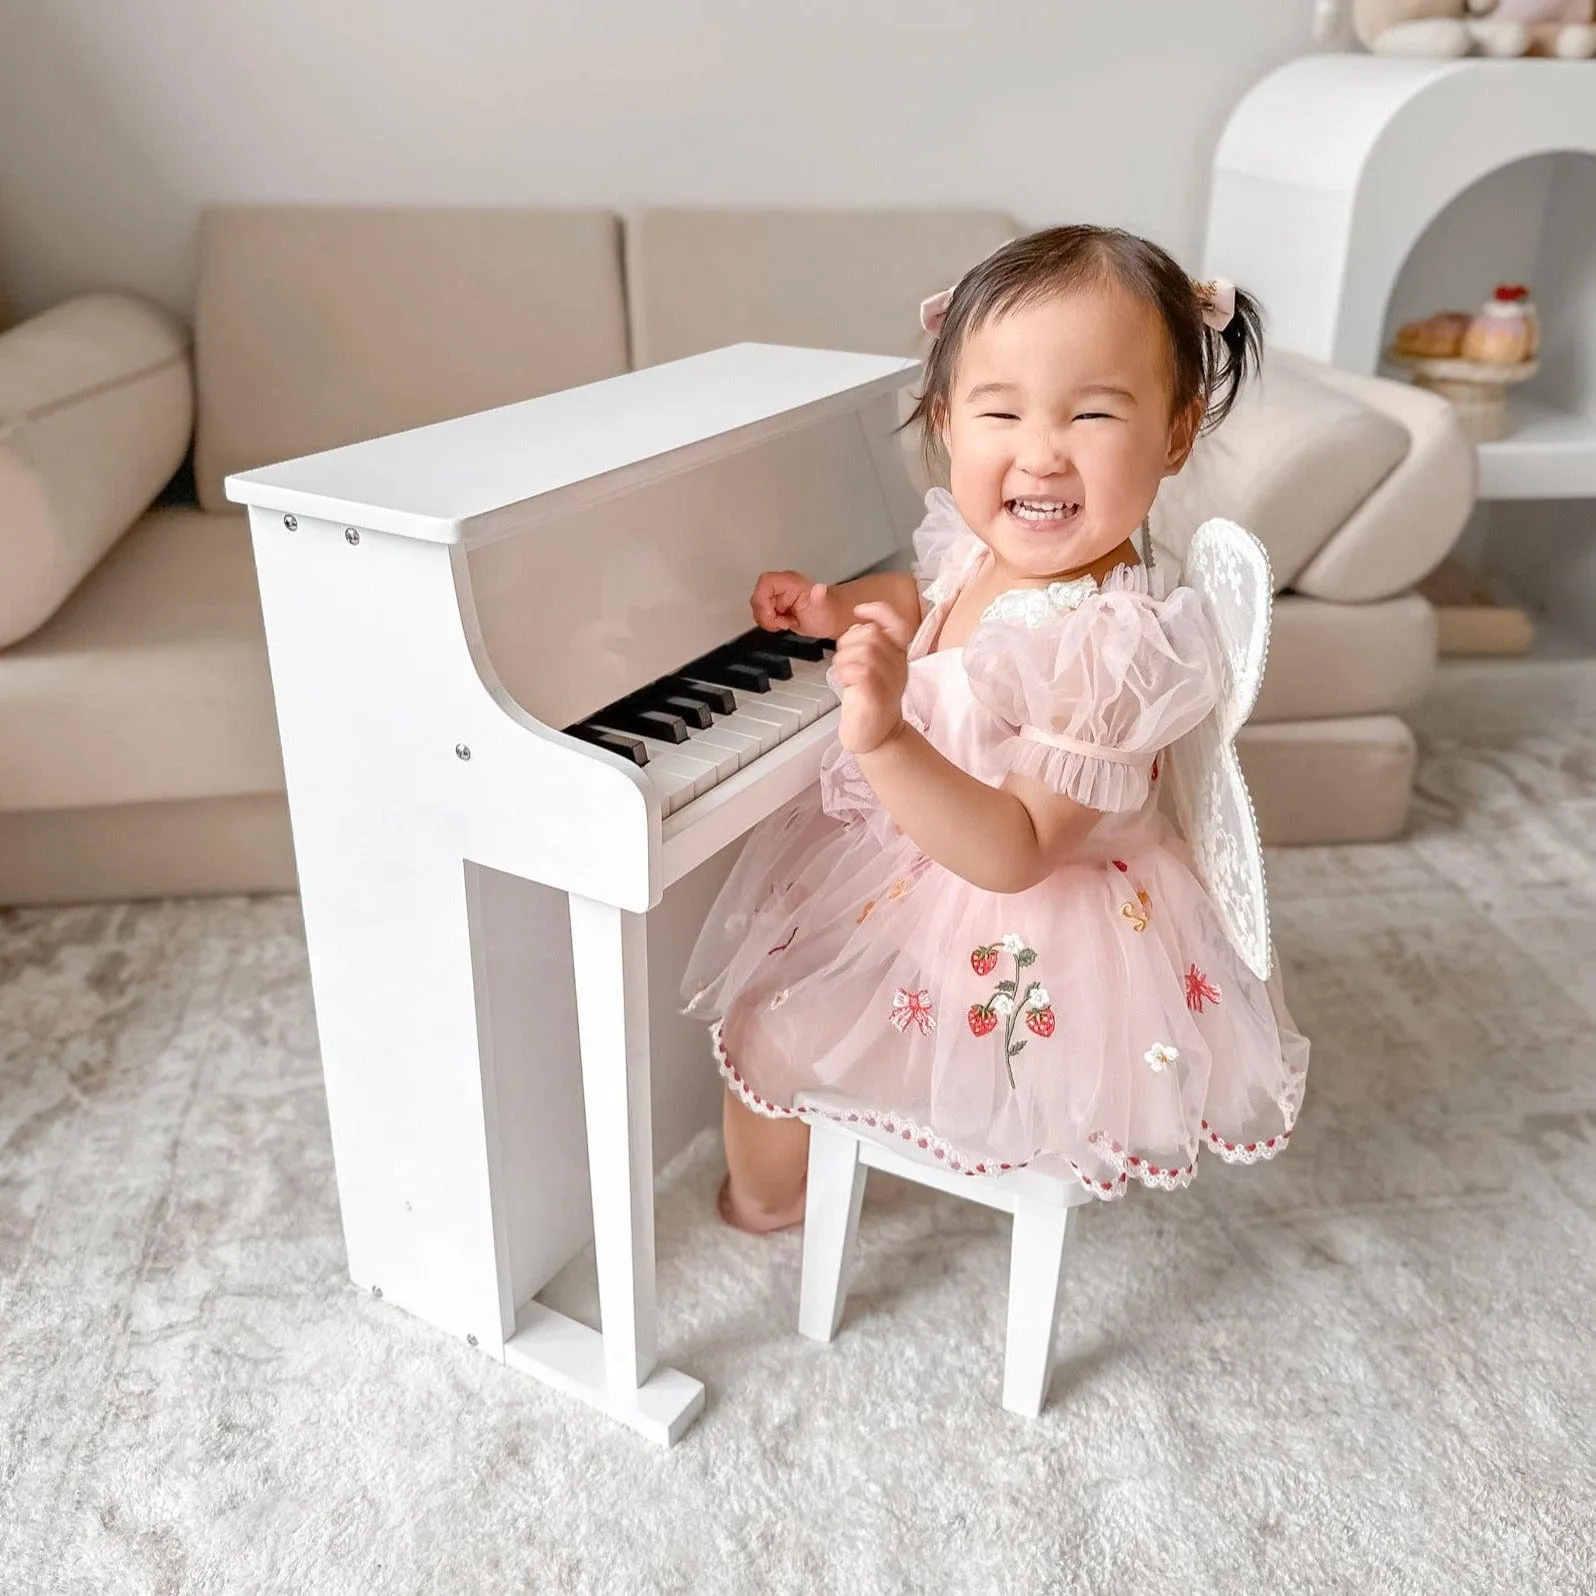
left=962, top=574, right=1223, bottom=813
left=910, top=488, right=986, bottom=606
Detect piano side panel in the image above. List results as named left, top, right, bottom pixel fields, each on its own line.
left=466, top=409, right=908, bottom=731
left=480, top=848, right=739, bottom=1312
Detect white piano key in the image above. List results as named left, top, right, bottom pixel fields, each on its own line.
left=768, top=678, right=835, bottom=713
left=713, top=688, right=806, bottom=741
left=687, top=724, right=761, bottom=771
left=631, top=738, right=721, bottom=801
left=670, top=731, right=739, bottom=784
left=786, top=659, right=839, bottom=696
left=717, top=710, right=782, bottom=757
left=639, top=757, right=697, bottom=815
left=761, top=685, right=825, bottom=728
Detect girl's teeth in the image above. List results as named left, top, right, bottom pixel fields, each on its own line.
left=1010, top=499, right=1078, bottom=521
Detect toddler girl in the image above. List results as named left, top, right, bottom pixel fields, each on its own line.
left=682, top=225, right=1310, bottom=1233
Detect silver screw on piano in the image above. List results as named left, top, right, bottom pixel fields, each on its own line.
left=283, top=515, right=297, bottom=531
left=455, top=743, right=471, bottom=762
left=371, top=1285, right=383, bottom=1299
left=467, top=1334, right=478, bottom=1347
left=345, top=527, right=360, bottom=546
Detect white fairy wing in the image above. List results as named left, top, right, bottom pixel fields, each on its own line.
left=1165, top=519, right=1274, bottom=982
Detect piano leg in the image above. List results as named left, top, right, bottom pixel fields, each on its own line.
left=503, top=894, right=706, bottom=1446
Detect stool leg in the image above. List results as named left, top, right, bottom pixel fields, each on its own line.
left=1002, top=1198, right=1071, bottom=1416
left=798, top=1124, right=867, bottom=1342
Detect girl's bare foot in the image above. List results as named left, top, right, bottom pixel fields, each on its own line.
left=717, top=1173, right=807, bottom=1234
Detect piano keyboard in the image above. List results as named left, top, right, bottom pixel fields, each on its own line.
left=567, top=631, right=837, bottom=816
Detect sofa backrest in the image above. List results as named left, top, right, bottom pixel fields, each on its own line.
left=192, top=206, right=630, bottom=512
left=625, top=207, right=1016, bottom=368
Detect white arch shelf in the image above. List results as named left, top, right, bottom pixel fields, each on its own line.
left=1203, top=55, right=1596, bottom=501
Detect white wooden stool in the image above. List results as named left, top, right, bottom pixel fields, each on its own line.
left=792, top=519, right=1279, bottom=1418
left=797, top=1110, right=1086, bottom=1415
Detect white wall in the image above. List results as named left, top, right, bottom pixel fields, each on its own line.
left=0, top=0, right=1321, bottom=321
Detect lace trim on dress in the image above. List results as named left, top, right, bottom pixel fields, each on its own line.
left=979, top=575, right=1100, bottom=628
left=711, top=1022, right=1296, bottom=1199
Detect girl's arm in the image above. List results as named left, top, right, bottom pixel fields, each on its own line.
left=858, top=728, right=1099, bottom=894
left=752, top=569, right=921, bottom=640
left=836, top=603, right=1100, bottom=894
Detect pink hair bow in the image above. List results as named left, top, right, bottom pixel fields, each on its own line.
left=1196, top=278, right=1236, bottom=333
left=919, top=287, right=954, bottom=335
left=919, top=237, right=1015, bottom=335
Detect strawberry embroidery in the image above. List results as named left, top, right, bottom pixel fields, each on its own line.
left=968, top=935, right=1048, bottom=1088
left=1185, top=965, right=1222, bottom=1013
left=967, top=1004, right=998, bottom=1038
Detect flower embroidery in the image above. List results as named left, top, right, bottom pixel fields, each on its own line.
left=857, top=899, right=875, bottom=924
left=767, top=927, right=798, bottom=956
left=768, top=989, right=791, bottom=1010
left=889, top=988, right=937, bottom=1036
left=1145, top=1043, right=1180, bottom=1072
left=1185, top=965, right=1222, bottom=1013
left=1121, top=890, right=1152, bottom=933
left=980, top=577, right=1099, bottom=628
left=967, top=936, right=1047, bottom=1089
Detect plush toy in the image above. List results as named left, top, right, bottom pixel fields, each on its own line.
left=1315, top=0, right=1474, bottom=56
left=1466, top=0, right=1596, bottom=58
left=1314, top=0, right=1596, bottom=54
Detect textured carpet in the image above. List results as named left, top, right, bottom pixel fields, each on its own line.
left=3, top=663, right=1595, bottom=1595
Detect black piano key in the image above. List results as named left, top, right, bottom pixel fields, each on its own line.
left=754, top=632, right=828, bottom=662
left=658, top=694, right=713, bottom=730
left=566, top=724, right=649, bottom=765
left=594, top=707, right=690, bottom=744
left=660, top=677, right=736, bottom=715
left=688, top=658, right=771, bottom=693
left=739, top=648, right=794, bottom=680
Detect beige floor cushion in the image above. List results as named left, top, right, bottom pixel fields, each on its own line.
left=0, top=506, right=283, bottom=812
left=1151, top=349, right=1411, bottom=595
left=1254, top=592, right=1436, bottom=723
left=193, top=206, right=630, bottom=511
left=0, top=294, right=192, bottom=646
left=0, top=793, right=294, bottom=907
left=626, top=207, right=1017, bottom=368
left=1239, top=717, right=1417, bottom=846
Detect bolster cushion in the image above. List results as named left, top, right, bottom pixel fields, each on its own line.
left=0, top=293, right=192, bottom=648
left=1150, top=349, right=1411, bottom=593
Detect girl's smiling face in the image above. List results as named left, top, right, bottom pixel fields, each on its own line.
left=939, top=283, right=1201, bottom=583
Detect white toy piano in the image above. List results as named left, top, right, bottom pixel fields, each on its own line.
left=226, top=343, right=923, bottom=1445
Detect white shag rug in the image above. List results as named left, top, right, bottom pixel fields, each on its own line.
left=3, top=663, right=1595, bottom=1594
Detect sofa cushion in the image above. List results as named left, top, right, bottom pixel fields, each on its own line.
left=1253, top=592, right=1436, bottom=723
left=1237, top=717, right=1417, bottom=846
left=0, top=506, right=283, bottom=812
left=1151, top=350, right=1411, bottom=593
left=1283, top=354, right=1478, bottom=604
left=193, top=206, right=630, bottom=511
left=0, top=294, right=192, bottom=647
left=626, top=207, right=1017, bottom=367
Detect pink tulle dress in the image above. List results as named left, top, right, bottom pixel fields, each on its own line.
left=682, top=490, right=1310, bottom=1201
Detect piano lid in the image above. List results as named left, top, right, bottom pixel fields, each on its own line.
left=223, top=343, right=920, bottom=548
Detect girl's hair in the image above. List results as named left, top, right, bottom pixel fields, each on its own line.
left=905, top=225, right=1264, bottom=451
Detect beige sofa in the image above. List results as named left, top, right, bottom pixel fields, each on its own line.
left=0, top=206, right=1475, bottom=906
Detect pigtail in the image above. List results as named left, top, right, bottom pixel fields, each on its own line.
left=1200, top=287, right=1265, bottom=434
